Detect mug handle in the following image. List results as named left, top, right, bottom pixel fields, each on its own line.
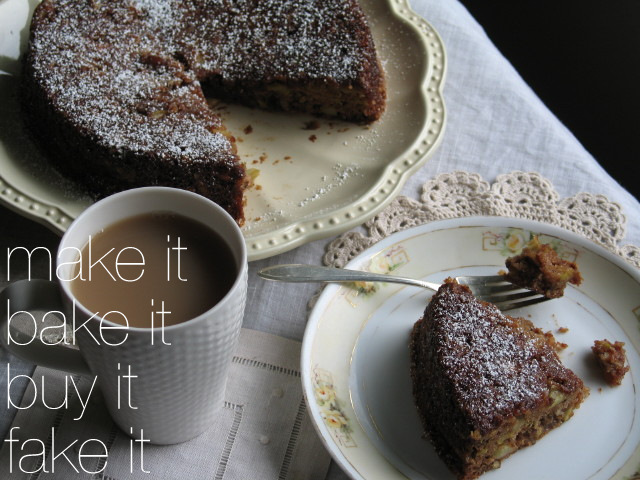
left=0, top=279, right=91, bottom=376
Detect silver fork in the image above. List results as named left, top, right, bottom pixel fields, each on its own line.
left=257, top=264, right=551, bottom=311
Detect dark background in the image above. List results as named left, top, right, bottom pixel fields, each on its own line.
left=459, top=0, right=640, bottom=201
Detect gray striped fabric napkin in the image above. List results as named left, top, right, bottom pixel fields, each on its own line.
left=0, top=329, right=330, bottom=479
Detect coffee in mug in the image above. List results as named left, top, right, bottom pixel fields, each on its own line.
left=70, top=212, right=236, bottom=328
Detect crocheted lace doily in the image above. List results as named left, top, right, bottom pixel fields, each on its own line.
left=323, top=171, right=640, bottom=269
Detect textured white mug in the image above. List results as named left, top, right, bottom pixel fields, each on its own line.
left=0, top=187, right=247, bottom=444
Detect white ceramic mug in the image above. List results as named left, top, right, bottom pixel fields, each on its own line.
left=0, top=187, right=247, bottom=444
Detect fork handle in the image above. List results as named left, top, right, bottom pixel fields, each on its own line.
left=257, top=264, right=440, bottom=291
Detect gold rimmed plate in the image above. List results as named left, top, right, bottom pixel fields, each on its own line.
left=301, top=217, right=640, bottom=479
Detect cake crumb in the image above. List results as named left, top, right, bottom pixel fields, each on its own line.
left=592, top=339, right=629, bottom=386
left=557, top=327, right=569, bottom=333
left=243, top=125, right=253, bottom=134
left=309, top=134, right=317, bottom=142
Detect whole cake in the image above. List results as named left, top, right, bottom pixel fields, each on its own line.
left=22, top=0, right=386, bottom=224
left=409, top=279, right=588, bottom=479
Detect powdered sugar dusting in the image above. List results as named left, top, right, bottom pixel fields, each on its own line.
left=296, top=163, right=363, bottom=207
left=427, top=282, right=567, bottom=431
left=178, top=0, right=372, bottom=82
left=130, top=0, right=176, bottom=30
left=26, top=0, right=376, bottom=170
left=27, top=0, right=236, bottom=165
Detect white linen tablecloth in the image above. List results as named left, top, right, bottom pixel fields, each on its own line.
left=1, top=0, right=639, bottom=479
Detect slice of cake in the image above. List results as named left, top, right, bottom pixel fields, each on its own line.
left=592, top=339, right=630, bottom=386
left=502, top=236, right=582, bottom=298
left=409, top=279, right=588, bottom=480
left=22, top=0, right=386, bottom=224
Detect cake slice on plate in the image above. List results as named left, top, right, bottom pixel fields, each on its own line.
left=409, top=278, right=588, bottom=480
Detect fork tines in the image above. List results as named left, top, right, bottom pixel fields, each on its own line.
left=455, top=275, right=549, bottom=311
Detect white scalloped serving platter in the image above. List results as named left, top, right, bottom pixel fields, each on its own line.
left=0, top=0, right=446, bottom=261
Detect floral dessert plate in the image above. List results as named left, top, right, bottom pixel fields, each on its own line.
left=301, top=216, right=640, bottom=480
left=0, top=0, right=445, bottom=261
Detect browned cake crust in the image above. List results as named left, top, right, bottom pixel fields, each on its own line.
left=409, top=279, right=588, bottom=480
left=592, top=339, right=629, bottom=386
left=22, top=0, right=386, bottom=223
left=503, top=237, right=582, bottom=298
